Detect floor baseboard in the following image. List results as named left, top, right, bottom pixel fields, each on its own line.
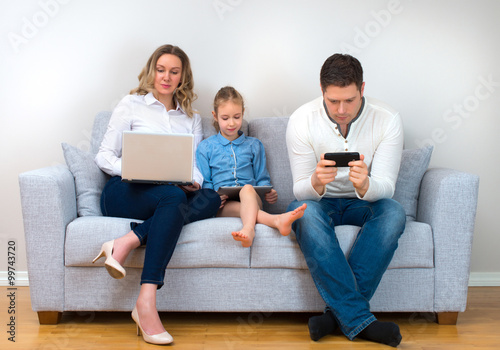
left=468, top=272, right=500, bottom=286
left=0, top=270, right=29, bottom=287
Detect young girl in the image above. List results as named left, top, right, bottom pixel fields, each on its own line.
left=196, top=86, right=307, bottom=247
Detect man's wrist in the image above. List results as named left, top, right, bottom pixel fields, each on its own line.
left=311, top=174, right=326, bottom=196
left=355, top=178, right=370, bottom=198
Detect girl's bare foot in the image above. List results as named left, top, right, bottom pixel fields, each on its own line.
left=275, top=203, right=307, bottom=236
left=232, top=227, right=255, bottom=247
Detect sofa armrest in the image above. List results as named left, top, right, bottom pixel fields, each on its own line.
left=19, top=164, right=77, bottom=312
left=417, top=167, right=479, bottom=313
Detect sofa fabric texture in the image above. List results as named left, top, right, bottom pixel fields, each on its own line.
left=19, top=111, right=479, bottom=319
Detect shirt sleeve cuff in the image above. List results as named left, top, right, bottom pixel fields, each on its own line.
left=193, top=167, right=204, bottom=188
left=294, top=175, right=324, bottom=202
left=113, top=159, right=122, bottom=177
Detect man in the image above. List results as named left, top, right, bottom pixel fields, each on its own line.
left=286, top=54, right=405, bottom=347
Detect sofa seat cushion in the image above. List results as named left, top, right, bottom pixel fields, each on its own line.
left=65, top=217, right=251, bottom=269
left=67, top=217, right=433, bottom=271
left=250, top=220, right=433, bottom=270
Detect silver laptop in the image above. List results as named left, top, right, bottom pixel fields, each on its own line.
left=121, top=131, right=194, bottom=185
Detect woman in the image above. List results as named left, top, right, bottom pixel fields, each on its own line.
left=93, top=44, right=221, bottom=345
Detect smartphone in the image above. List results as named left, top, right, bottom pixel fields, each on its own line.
left=324, top=152, right=360, bottom=167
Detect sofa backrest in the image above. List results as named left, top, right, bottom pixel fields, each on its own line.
left=246, top=117, right=433, bottom=220
left=248, top=117, right=294, bottom=215
left=90, top=111, right=249, bottom=154
left=91, top=111, right=112, bottom=155
left=89, top=112, right=433, bottom=220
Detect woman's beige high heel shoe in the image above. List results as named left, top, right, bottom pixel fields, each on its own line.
left=131, top=306, right=174, bottom=345
left=92, top=240, right=126, bottom=279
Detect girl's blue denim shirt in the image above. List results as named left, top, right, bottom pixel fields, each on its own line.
left=196, top=131, right=272, bottom=191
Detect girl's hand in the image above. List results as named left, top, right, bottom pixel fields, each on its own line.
left=219, top=194, right=228, bottom=209
left=265, top=189, right=278, bottom=204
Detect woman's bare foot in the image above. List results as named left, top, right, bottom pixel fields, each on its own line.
left=232, top=227, right=255, bottom=247
left=275, top=203, right=307, bottom=236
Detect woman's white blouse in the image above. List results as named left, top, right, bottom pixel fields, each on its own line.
left=95, top=92, right=204, bottom=185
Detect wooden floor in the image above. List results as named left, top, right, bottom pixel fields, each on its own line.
left=1, top=287, right=499, bottom=349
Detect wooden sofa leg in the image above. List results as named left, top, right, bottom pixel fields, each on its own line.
left=38, top=311, right=62, bottom=325
left=436, top=312, right=459, bottom=325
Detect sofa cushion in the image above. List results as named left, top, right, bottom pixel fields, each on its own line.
left=393, top=146, right=433, bottom=219
left=250, top=220, right=433, bottom=270
left=62, top=143, right=108, bottom=216
left=65, top=217, right=251, bottom=269
left=66, top=216, right=433, bottom=271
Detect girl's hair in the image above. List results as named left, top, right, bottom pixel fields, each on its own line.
left=130, top=44, right=197, bottom=118
left=212, top=86, right=245, bottom=132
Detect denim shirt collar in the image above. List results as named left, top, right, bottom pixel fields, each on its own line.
left=215, top=131, right=246, bottom=145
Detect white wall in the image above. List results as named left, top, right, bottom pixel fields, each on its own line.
left=1, top=0, right=499, bottom=284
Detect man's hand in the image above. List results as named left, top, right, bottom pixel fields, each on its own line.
left=311, top=154, right=338, bottom=195
left=265, top=189, right=278, bottom=204
left=348, top=154, right=369, bottom=197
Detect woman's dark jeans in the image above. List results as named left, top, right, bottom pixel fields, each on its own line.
left=100, top=176, right=221, bottom=288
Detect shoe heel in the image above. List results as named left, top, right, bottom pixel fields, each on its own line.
left=137, top=325, right=142, bottom=336
left=92, top=249, right=104, bottom=264
left=91, top=241, right=126, bottom=279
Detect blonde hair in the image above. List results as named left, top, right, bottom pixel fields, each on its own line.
left=212, top=86, right=245, bottom=131
left=130, top=45, right=197, bottom=118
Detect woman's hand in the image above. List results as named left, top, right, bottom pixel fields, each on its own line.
left=265, top=189, right=278, bottom=204
left=179, top=181, right=201, bottom=193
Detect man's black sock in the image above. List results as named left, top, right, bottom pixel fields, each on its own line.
left=308, top=310, right=338, bottom=341
left=358, top=320, right=402, bottom=347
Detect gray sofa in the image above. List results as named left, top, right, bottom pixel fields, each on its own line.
left=19, top=111, right=479, bottom=326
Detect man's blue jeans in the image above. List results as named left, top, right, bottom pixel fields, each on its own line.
left=101, top=176, right=221, bottom=288
left=287, top=197, right=405, bottom=340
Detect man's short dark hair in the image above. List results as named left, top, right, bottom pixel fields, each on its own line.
left=320, top=54, right=363, bottom=92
